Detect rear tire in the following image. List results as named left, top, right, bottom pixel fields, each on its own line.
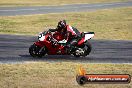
left=84, top=41, right=92, bottom=56
left=73, top=41, right=92, bottom=57
left=73, top=53, right=81, bottom=57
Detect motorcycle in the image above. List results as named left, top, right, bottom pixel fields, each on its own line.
left=29, top=30, right=94, bottom=57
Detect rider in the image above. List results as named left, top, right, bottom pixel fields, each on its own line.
left=49, top=20, right=81, bottom=52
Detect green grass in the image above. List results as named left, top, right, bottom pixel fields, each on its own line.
left=0, top=62, right=132, bottom=88
left=0, top=0, right=130, bottom=6
left=0, top=7, right=132, bottom=40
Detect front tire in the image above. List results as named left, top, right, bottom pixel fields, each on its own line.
left=29, top=44, right=47, bottom=58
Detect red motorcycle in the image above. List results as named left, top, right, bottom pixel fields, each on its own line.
left=29, top=30, right=94, bottom=57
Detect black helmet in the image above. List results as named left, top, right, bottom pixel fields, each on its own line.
left=57, top=20, right=67, bottom=29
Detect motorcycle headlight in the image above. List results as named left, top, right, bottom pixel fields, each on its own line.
left=38, top=33, right=45, bottom=41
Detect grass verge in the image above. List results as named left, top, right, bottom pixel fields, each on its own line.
left=0, top=7, right=132, bottom=40
left=0, top=62, right=131, bottom=88
left=0, top=0, right=130, bottom=6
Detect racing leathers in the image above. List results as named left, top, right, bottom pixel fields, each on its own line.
left=49, top=25, right=81, bottom=53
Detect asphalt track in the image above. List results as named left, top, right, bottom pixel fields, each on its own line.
left=0, top=34, right=132, bottom=64
left=0, top=2, right=132, bottom=64
left=0, top=1, right=132, bottom=16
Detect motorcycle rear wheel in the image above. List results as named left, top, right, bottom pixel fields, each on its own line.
left=84, top=41, right=92, bottom=56
left=73, top=41, right=92, bottom=57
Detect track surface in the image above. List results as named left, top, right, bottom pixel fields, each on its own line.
left=0, top=2, right=132, bottom=63
left=0, top=1, right=132, bottom=16
left=0, top=34, right=132, bottom=64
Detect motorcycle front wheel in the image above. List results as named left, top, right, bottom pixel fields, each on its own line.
left=29, top=44, right=47, bottom=58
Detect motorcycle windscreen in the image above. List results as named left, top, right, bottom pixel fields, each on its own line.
left=84, top=32, right=94, bottom=41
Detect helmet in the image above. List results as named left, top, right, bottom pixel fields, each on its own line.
left=57, top=20, right=67, bottom=29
